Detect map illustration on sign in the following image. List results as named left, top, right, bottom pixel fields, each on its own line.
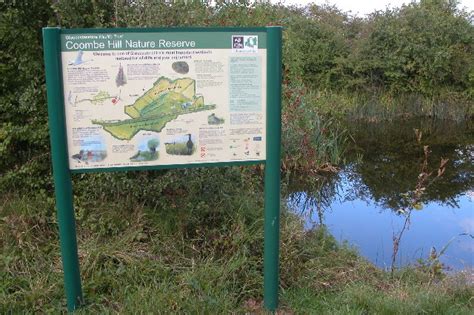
left=92, top=77, right=215, bottom=140
left=70, top=90, right=121, bottom=106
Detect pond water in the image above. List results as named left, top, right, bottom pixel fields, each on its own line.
left=287, top=119, right=473, bottom=270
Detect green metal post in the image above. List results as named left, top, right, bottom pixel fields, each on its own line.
left=43, top=27, right=84, bottom=312
left=264, top=26, right=282, bottom=311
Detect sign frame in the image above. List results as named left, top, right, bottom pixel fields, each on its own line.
left=43, top=26, right=281, bottom=312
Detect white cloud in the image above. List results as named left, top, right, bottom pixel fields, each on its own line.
left=274, top=0, right=473, bottom=16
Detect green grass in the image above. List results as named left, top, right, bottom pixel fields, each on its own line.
left=1, top=190, right=472, bottom=313
left=165, top=142, right=196, bottom=155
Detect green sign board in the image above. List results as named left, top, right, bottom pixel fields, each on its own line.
left=43, top=26, right=281, bottom=311
left=60, top=30, right=268, bottom=172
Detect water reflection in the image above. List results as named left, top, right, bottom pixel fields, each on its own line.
left=287, top=119, right=474, bottom=270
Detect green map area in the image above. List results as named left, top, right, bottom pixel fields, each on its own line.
left=93, top=77, right=215, bottom=140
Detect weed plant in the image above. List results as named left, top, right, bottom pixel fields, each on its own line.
left=282, top=80, right=348, bottom=172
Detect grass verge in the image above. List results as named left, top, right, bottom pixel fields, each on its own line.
left=1, top=188, right=472, bottom=314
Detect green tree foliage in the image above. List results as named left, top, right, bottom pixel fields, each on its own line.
left=52, top=0, right=115, bottom=28
left=283, top=5, right=354, bottom=90
left=0, top=0, right=472, bottom=194
left=349, top=0, right=473, bottom=97
left=147, top=138, right=159, bottom=152
left=0, top=1, right=54, bottom=191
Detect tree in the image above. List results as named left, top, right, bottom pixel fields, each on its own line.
left=147, top=139, right=159, bottom=153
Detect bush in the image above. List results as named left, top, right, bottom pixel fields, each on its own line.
left=0, top=0, right=471, bottom=194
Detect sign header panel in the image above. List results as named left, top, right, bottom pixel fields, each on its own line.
left=60, top=29, right=267, bottom=171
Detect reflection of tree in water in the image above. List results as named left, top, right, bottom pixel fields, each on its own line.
left=344, top=119, right=474, bottom=212
left=286, top=172, right=341, bottom=226
left=286, top=118, right=473, bottom=222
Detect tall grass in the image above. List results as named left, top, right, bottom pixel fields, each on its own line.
left=309, top=91, right=473, bottom=122
left=282, top=80, right=348, bottom=172
left=1, top=185, right=472, bottom=313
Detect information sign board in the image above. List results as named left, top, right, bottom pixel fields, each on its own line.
left=43, top=27, right=281, bottom=312
left=60, top=31, right=266, bottom=171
